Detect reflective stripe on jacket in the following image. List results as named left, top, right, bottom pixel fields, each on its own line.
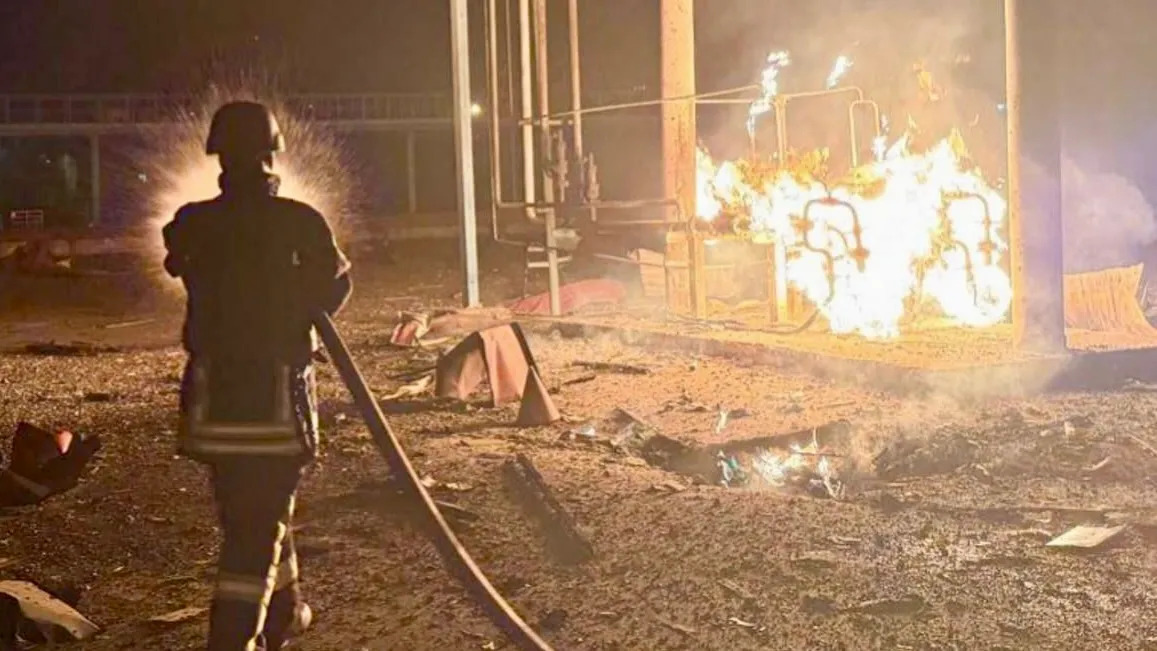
left=178, top=359, right=319, bottom=463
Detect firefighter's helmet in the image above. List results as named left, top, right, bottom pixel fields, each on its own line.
left=205, top=101, right=286, bottom=156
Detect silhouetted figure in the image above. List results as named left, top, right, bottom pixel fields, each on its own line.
left=162, top=101, right=351, bottom=651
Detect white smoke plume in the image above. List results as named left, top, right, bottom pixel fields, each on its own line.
left=1060, top=157, right=1157, bottom=273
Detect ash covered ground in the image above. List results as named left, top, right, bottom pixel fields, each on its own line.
left=4, top=241, right=1157, bottom=650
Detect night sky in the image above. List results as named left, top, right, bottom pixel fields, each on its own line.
left=0, top=1, right=1150, bottom=139
left=0, top=0, right=1154, bottom=263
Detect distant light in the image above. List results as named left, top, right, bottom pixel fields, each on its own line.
left=470, top=103, right=483, bottom=117
left=996, top=103, right=1007, bottom=113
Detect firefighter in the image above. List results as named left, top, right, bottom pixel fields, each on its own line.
left=162, top=101, right=352, bottom=651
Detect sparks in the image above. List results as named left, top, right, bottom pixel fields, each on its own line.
left=826, top=55, right=853, bottom=89
left=746, top=50, right=791, bottom=137
left=139, top=84, right=353, bottom=290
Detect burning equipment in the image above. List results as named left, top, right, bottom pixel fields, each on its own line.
left=435, top=323, right=560, bottom=426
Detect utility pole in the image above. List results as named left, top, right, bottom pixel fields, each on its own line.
left=660, top=0, right=705, bottom=317
left=1005, top=0, right=1065, bottom=352
left=450, top=0, right=480, bottom=307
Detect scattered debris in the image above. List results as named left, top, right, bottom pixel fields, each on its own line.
left=517, top=367, right=561, bottom=427
left=717, top=453, right=746, bottom=487
left=657, top=619, right=697, bottom=636
left=613, top=406, right=658, bottom=433
left=793, top=550, right=839, bottom=569
left=102, top=318, right=156, bottom=330
left=713, top=407, right=752, bottom=435
left=651, top=480, right=687, bottom=494
left=559, top=373, right=597, bottom=388
left=442, top=482, right=473, bottom=493
left=562, top=423, right=597, bottom=442
left=727, top=616, right=758, bottom=629
left=1046, top=525, right=1126, bottom=549
left=389, top=312, right=431, bottom=347
left=1083, top=457, right=1112, bottom=474
left=379, top=375, right=433, bottom=401
left=0, top=422, right=102, bottom=507
left=571, top=360, right=651, bottom=375
left=719, top=579, right=756, bottom=602
left=714, top=409, right=730, bottom=435
left=148, top=606, right=206, bottom=625
left=845, top=595, right=930, bottom=617
left=1128, top=434, right=1157, bottom=459
left=875, top=430, right=979, bottom=479
left=0, top=580, right=100, bottom=643
left=434, top=501, right=480, bottom=523
left=503, top=454, right=594, bottom=563
left=1123, top=378, right=1157, bottom=392
left=436, top=324, right=535, bottom=406
left=828, top=535, right=862, bottom=547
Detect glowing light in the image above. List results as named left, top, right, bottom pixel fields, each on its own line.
left=746, top=51, right=791, bottom=137
left=140, top=84, right=352, bottom=290
left=471, top=102, right=484, bottom=117
left=826, top=55, right=853, bottom=89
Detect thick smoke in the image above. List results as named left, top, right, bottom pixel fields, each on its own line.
left=697, top=0, right=1001, bottom=159
left=1060, top=157, right=1157, bottom=273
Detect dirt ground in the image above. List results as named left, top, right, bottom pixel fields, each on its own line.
left=5, top=240, right=1157, bottom=650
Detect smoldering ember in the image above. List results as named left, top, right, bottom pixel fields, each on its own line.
left=3, top=1, right=1157, bottom=649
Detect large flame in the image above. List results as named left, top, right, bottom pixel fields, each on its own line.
left=699, top=53, right=1011, bottom=339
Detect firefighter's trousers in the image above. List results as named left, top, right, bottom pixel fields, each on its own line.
left=207, top=458, right=305, bottom=651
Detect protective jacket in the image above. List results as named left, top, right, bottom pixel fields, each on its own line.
left=163, top=171, right=351, bottom=464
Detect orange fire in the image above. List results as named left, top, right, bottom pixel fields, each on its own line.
left=697, top=55, right=1011, bottom=339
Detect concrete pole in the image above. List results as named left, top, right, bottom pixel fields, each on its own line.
left=533, top=0, right=562, bottom=316
left=450, top=0, right=480, bottom=307
left=518, top=0, right=537, bottom=220
left=405, top=131, right=418, bottom=214
left=661, top=0, right=706, bottom=318
left=1005, top=0, right=1066, bottom=352
left=89, top=134, right=100, bottom=225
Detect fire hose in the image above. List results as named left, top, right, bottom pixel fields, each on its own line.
left=313, top=314, right=554, bottom=651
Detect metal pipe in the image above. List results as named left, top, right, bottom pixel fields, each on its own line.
left=567, top=0, right=584, bottom=160
left=484, top=0, right=525, bottom=243
left=483, top=0, right=685, bottom=242
left=89, top=134, right=100, bottom=225
left=522, top=84, right=760, bottom=124
left=450, top=0, right=480, bottom=307
left=848, top=99, right=881, bottom=168
left=533, top=0, right=561, bottom=316
left=503, top=0, right=517, bottom=117
left=405, top=131, right=418, bottom=214
left=518, top=0, right=537, bottom=223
